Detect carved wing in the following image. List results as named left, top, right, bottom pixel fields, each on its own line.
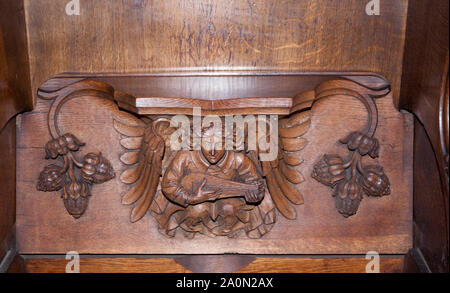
left=259, top=110, right=311, bottom=220
left=255, top=90, right=316, bottom=220
left=114, top=114, right=175, bottom=222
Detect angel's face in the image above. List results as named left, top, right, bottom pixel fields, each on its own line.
left=201, top=129, right=226, bottom=164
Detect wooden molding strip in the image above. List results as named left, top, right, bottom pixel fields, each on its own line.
left=16, top=255, right=404, bottom=273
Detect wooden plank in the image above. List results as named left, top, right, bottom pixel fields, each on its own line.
left=399, top=0, right=449, bottom=273
left=237, top=256, right=404, bottom=273
left=0, top=0, right=33, bottom=130
left=25, top=257, right=189, bottom=273
left=411, top=120, right=449, bottom=272
left=24, top=0, right=408, bottom=106
left=44, top=73, right=388, bottom=116
left=0, top=118, right=16, bottom=260
left=0, top=0, right=31, bottom=264
left=20, top=255, right=404, bottom=273
left=403, top=248, right=431, bottom=273
left=5, top=254, right=26, bottom=273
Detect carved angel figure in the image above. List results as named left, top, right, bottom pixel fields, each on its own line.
left=35, top=77, right=391, bottom=225
left=161, top=124, right=274, bottom=238
left=114, top=109, right=310, bottom=239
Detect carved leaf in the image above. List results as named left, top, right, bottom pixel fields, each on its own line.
left=273, top=169, right=304, bottom=205
left=121, top=155, right=151, bottom=205
left=120, top=158, right=147, bottom=184
left=279, top=111, right=311, bottom=128
left=130, top=145, right=164, bottom=222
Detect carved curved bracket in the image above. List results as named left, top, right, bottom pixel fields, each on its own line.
left=36, top=80, right=115, bottom=218
left=34, top=74, right=393, bottom=230
left=311, top=79, right=391, bottom=217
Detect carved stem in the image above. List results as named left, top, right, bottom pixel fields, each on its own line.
left=342, top=151, right=357, bottom=169
left=67, top=156, right=76, bottom=182
left=350, top=155, right=360, bottom=181
left=315, top=88, right=378, bottom=137
left=46, top=82, right=114, bottom=138
left=356, top=155, right=366, bottom=176
left=37, top=80, right=116, bottom=219
left=68, top=152, right=84, bottom=168
left=61, top=155, right=70, bottom=174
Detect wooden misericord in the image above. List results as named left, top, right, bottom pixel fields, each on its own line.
left=16, top=72, right=413, bottom=255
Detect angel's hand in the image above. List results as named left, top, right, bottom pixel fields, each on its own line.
left=243, top=179, right=264, bottom=203
left=256, top=179, right=265, bottom=194
left=244, top=190, right=263, bottom=203
left=189, top=178, right=221, bottom=204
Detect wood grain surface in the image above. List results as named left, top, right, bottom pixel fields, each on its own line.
left=399, top=0, right=449, bottom=272
left=0, top=118, right=16, bottom=260
left=18, top=255, right=404, bottom=273
left=411, top=120, right=448, bottom=272
left=23, top=0, right=408, bottom=106
left=0, top=0, right=33, bottom=130
left=15, top=75, right=413, bottom=254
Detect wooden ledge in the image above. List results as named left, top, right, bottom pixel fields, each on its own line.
left=39, top=72, right=390, bottom=116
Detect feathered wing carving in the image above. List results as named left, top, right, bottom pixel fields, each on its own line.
left=36, top=75, right=391, bottom=238
left=259, top=92, right=314, bottom=220
left=113, top=114, right=176, bottom=223
left=114, top=88, right=314, bottom=236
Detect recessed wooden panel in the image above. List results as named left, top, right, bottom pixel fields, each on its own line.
left=0, top=0, right=33, bottom=130
left=399, top=0, right=449, bottom=272
left=24, top=0, right=408, bottom=106
left=15, top=74, right=413, bottom=254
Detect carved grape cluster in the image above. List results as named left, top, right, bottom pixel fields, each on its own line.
left=37, top=133, right=115, bottom=218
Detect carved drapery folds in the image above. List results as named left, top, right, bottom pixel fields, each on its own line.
left=35, top=74, right=392, bottom=236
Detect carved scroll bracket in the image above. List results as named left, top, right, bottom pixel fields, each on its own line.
left=311, top=79, right=391, bottom=217
left=34, top=74, right=393, bottom=231
left=36, top=80, right=115, bottom=218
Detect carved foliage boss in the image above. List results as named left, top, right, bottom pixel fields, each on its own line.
left=36, top=76, right=391, bottom=238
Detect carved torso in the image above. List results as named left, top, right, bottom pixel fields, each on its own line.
left=159, top=150, right=275, bottom=238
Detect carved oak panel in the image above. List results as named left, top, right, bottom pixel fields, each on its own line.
left=16, top=72, right=413, bottom=254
